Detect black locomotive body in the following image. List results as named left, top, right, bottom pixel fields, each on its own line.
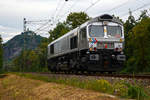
left=47, top=14, right=126, bottom=73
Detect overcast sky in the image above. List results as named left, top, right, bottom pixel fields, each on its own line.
left=0, top=0, right=150, bottom=43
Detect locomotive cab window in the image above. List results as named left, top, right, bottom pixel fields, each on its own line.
left=50, top=44, right=54, bottom=54
left=89, top=25, right=104, bottom=37
left=70, top=36, right=77, bottom=49
left=107, top=26, right=122, bottom=38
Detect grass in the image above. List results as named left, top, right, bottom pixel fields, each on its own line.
left=0, top=74, right=120, bottom=100
left=13, top=73, right=113, bottom=93
left=13, top=72, right=150, bottom=100
left=126, top=83, right=149, bottom=100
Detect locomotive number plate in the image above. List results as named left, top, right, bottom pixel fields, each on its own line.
left=90, top=54, right=99, bottom=60
left=114, top=43, right=122, bottom=48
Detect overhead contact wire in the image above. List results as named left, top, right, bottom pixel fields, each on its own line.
left=120, top=1, right=150, bottom=17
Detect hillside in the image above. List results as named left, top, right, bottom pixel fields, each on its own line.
left=3, top=31, right=45, bottom=61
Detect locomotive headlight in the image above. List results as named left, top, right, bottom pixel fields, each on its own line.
left=86, top=51, right=90, bottom=54
left=112, top=55, right=115, bottom=59
left=114, top=43, right=123, bottom=51
left=121, top=52, right=124, bottom=54
left=114, top=43, right=122, bottom=49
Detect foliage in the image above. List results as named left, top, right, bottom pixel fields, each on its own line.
left=49, top=12, right=90, bottom=43
left=124, top=10, right=136, bottom=34
left=123, top=9, right=150, bottom=73
left=5, top=32, right=48, bottom=72
left=10, top=35, right=49, bottom=72
left=124, top=10, right=136, bottom=60
left=13, top=50, right=39, bottom=72
left=138, top=10, right=149, bottom=22
left=125, top=17, right=150, bottom=72
left=113, top=81, right=128, bottom=97
left=36, top=38, right=49, bottom=71
left=95, top=79, right=113, bottom=93
left=0, top=35, right=3, bottom=72
left=66, top=12, right=90, bottom=29
left=49, top=22, right=70, bottom=42
left=126, top=83, right=149, bottom=100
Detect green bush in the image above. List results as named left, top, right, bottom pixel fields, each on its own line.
left=113, top=81, right=128, bottom=97
left=95, top=79, right=113, bottom=93
left=126, top=83, right=149, bottom=100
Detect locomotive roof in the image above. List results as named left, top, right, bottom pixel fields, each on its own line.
left=48, top=14, right=122, bottom=46
left=87, top=14, right=122, bottom=25
left=48, top=27, right=79, bottom=46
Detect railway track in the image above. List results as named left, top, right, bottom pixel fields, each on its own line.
left=32, top=72, right=150, bottom=79
left=93, top=73, right=150, bottom=79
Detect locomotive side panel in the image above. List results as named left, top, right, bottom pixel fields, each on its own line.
left=78, top=27, right=88, bottom=50
left=48, top=28, right=79, bottom=59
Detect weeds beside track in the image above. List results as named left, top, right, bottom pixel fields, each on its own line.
left=12, top=72, right=150, bottom=100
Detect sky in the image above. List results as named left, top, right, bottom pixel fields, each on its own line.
left=0, top=0, right=150, bottom=43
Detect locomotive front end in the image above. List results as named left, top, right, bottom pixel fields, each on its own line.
left=86, top=15, right=126, bottom=72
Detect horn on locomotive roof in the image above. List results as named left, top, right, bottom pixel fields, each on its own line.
left=99, top=14, right=113, bottom=19
left=89, top=14, right=116, bottom=24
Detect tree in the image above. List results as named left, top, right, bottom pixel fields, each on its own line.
left=27, top=50, right=39, bottom=71
left=138, top=10, right=149, bottom=21
left=12, top=37, right=49, bottom=72
left=66, top=12, right=90, bottom=29
left=49, top=22, right=70, bottom=42
left=36, top=38, right=49, bottom=71
left=13, top=50, right=40, bottom=72
left=124, top=10, right=136, bottom=34
left=126, top=17, right=150, bottom=72
left=49, top=12, right=90, bottom=42
left=0, top=35, right=3, bottom=71
left=124, top=10, right=137, bottom=63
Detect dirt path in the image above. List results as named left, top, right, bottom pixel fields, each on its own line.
left=0, top=74, right=121, bottom=100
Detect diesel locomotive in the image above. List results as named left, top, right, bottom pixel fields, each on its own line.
left=47, top=14, right=126, bottom=73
